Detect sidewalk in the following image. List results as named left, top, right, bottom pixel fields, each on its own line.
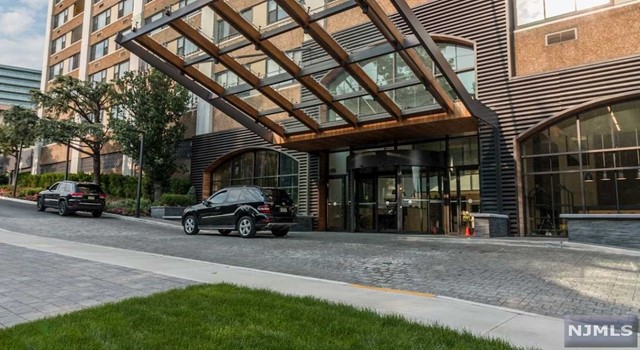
left=0, top=227, right=567, bottom=349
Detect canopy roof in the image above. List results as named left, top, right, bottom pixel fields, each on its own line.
left=117, top=0, right=497, bottom=151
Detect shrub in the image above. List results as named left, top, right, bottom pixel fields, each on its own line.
left=0, top=174, right=9, bottom=185
left=105, top=197, right=152, bottom=216
left=159, top=193, right=196, bottom=207
left=18, top=187, right=44, bottom=197
left=168, top=178, right=191, bottom=195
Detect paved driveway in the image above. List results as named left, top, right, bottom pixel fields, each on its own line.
left=1, top=199, right=639, bottom=318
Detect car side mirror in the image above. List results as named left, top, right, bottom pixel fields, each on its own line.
left=202, top=200, right=210, bottom=207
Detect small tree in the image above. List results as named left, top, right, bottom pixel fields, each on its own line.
left=0, top=106, right=39, bottom=185
left=31, top=76, right=116, bottom=185
left=112, top=69, right=190, bottom=201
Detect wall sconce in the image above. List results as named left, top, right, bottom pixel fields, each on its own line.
left=616, top=170, right=627, bottom=181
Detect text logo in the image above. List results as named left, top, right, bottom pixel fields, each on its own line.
left=565, top=315, right=638, bottom=348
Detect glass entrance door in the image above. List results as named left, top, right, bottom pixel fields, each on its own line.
left=355, top=175, right=375, bottom=231
left=376, top=173, right=397, bottom=232
left=327, top=176, right=346, bottom=231
left=450, top=168, right=481, bottom=234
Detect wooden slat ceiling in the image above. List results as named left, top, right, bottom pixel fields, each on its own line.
left=117, top=0, right=480, bottom=152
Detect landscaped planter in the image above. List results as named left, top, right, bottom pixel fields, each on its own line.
left=472, top=213, right=509, bottom=238
left=150, top=206, right=186, bottom=219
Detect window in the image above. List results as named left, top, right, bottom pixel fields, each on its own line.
left=515, top=0, right=611, bottom=26
left=68, top=53, right=80, bottom=71
left=215, top=70, right=240, bottom=88
left=267, top=0, right=287, bottom=24
left=215, top=9, right=251, bottom=43
left=521, top=98, right=640, bottom=236
left=92, top=9, right=111, bottom=32
left=90, top=39, right=109, bottom=61
left=210, top=150, right=299, bottom=202
left=266, top=51, right=301, bottom=87
left=324, top=43, right=475, bottom=122
left=178, top=0, right=196, bottom=7
left=53, top=8, right=69, bottom=29
left=89, top=69, right=107, bottom=83
left=176, top=37, right=198, bottom=57
left=113, top=60, right=129, bottom=80
left=118, top=0, right=133, bottom=18
left=51, top=35, right=66, bottom=54
left=144, top=11, right=163, bottom=25
left=48, top=62, right=64, bottom=80
left=208, top=191, right=228, bottom=204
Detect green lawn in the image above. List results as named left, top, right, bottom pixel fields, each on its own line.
left=0, top=284, right=523, bottom=350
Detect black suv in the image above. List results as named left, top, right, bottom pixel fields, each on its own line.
left=182, top=186, right=296, bottom=238
left=36, top=181, right=106, bottom=217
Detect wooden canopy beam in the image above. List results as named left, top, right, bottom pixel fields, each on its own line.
left=169, top=19, right=321, bottom=133
left=275, top=0, right=402, bottom=121
left=210, top=1, right=358, bottom=127
left=136, top=35, right=286, bottom=137
left=356, top=0, right=455, bottom=114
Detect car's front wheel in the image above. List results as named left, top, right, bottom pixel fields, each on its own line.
left=36, top=197, right=45, bottom=212
left=218, top=229, right=231, bottom=236
left=237, top=216, right=256, bottom=238
left=183, top=215, right=199, bottom=235
left=271, top=228, right=289, bottom=237
left=58, top=200, right=69, bottom=216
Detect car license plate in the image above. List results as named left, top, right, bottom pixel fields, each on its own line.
left=280, top=207, right=288, bottom=213
left=88, top=196, right=95, bottom=200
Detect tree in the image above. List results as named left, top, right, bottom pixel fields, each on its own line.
left=0, top=106, right=39, bottom=185
left=112, top=69, right=190, bottom=201
left=31, top=76, right=116, bottom=185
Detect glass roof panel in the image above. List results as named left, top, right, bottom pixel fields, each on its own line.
left=385, top=84, right=438, bottom=111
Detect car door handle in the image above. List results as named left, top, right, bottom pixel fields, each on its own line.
left=213, top=207, right=220, bottom=210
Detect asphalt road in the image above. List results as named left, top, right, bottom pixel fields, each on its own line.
left=1, top=198, right=639, bottom=318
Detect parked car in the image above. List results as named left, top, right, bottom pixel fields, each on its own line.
left=182, top=186, right=297, bottom=238
left=36, top=181, right=106, bottom=217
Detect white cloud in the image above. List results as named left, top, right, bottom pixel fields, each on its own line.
left=0, top=34, right=45, bottom=70
left=0, top=10, right=36, bottom=36
left=19, top=0, right=48, bottom=10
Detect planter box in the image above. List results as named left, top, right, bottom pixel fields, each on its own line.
left=150, top=206, right=186, bottom=219
left=292, top=215, right=313, bottom=232
left=472, top=213, right=509, bottom=238
left=561, top=214, right=640, bottom=249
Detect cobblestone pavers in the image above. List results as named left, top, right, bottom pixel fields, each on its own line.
left=0, top=243, right=196, bottom=328
left=1, top=200, right=640, bottom=319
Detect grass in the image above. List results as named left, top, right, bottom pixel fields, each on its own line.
left=0, top=284, right=523, bottom=350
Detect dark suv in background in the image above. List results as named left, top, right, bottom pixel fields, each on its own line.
left=37, top=181, right=106, bottom=217
left=182, top=186, right=296, bottom=238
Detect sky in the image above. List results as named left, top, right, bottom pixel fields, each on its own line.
left=0, top=0, right=49, bottom=71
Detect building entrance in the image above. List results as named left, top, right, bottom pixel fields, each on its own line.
left=349, top=150, right=446, bottom=234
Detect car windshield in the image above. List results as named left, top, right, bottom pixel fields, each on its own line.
left=77, top=184, right=103, bottom=194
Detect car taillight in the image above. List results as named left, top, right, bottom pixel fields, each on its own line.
left=99, top=193, right=107, bottom=199
left=70, top=192, right=84, bottom=198
left=258, top=203, right=271, bottom=214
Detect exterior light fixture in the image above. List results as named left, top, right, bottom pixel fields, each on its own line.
left=636, top=168, right=640, bottom=180
left=584, top=172, right=594, bottom=182
left=616, top=170, right=627, bottom=181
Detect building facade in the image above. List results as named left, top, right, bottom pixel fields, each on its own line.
left=35, top=0, right=196, bottom=176
left=0, top=65, right=41, bottom=110
left=117, top=0, right=640, bottom=235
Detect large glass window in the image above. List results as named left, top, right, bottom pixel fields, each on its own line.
left=515, top=0, right=611, bottom=26
left=210, top=150, right=299, bottom=202
left=521, top=99, right=640, bottom=236
left=92, top=9, right=111, bottom=32
left=324, top=43, right=476, bottom=122
left=267, top=0, right=287, bottom=24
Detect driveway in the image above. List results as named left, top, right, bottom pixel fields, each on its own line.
left=1, top=198, right=639, bottom=318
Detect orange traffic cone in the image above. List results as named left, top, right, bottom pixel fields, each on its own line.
left=465, top=226, right=473, bottom=236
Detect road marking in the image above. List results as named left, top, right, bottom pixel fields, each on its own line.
left=350, top=284, right=435, bottom=298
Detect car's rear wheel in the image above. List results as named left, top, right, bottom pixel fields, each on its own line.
left=58, top=200, right=69, bottom=216
left=183, top=215, right=199, bottom=235
left=218, top=229, right=231, bottom=236
left=237, top=216, right=256, bottom=238
left=36, top=197, right=45, bottom=211
left=271, top=228, right=289, bottom=237
left=92, top=210, right=102, bottom=218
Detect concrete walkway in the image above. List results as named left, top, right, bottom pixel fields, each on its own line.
left=0, top=227, right=567, bottom=349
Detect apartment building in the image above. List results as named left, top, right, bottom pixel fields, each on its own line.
left=35, top=0, right=196, bottom=175
left=117, top=0, right=640, bottom=236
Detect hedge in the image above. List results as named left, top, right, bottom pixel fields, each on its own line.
left=159, top=193, right=196, bottom=207
left=15, top=173, right=192, bottom=200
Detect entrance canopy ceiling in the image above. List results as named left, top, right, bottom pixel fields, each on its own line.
left=117, top=0, right=498, bottom=151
